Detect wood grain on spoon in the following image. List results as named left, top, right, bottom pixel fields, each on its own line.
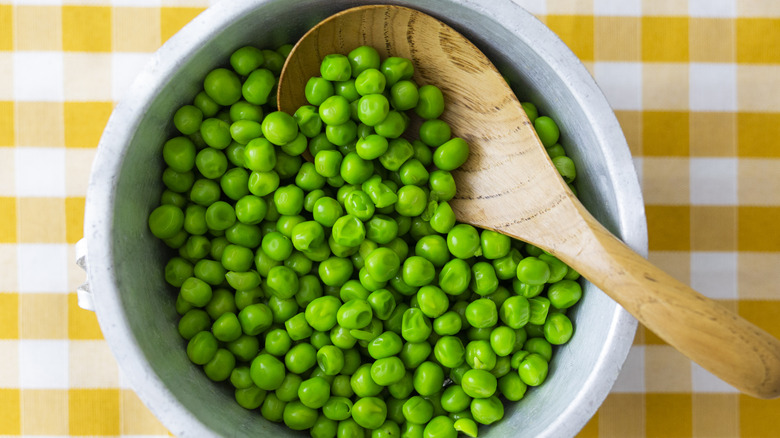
left=278, top=5, right=780, bottom=399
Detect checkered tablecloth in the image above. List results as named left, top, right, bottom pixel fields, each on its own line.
left=1, top=0, right=778, bottom=436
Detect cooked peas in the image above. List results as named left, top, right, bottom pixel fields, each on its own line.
left=153, top=44, right=585, bottom=438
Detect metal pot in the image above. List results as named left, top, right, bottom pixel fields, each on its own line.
left=78, top=0, right=644, bottom=436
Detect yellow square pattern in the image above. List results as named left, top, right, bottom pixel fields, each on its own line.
left=736, top=18, right=780, bottom=64
left=62, top=6, right=112, bottom=52
left=0, top=389, right=21, bottom=434
left=0, top=101, right=14, bottom=146
left=64, top=101, right=113, bottom=148
left=69, top=389, right=120, bottom=435
left=546, top=15, right=594, bottom=61
left=0, top=293, right=19, bottom=339
left=0, top=5, right=12, bottom=51
left=0, top=197, right=16, bottom=243
left=642, top=16, right=689, bottom=62
left=2, top=3, right=780, bottom=438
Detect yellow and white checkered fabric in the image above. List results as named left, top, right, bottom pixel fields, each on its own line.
left=0, top=0, right=778, bottom=436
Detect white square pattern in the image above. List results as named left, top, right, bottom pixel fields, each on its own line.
left=594, top=0, right=642, bottom=16
left=690, top=63, right=737, bottom=111
left=19, top=340, right=69, bottom=389
left=13, top=52, right=64, bottom=102
left=17, top=244, right=69, bottom=293
left=690, top=252, right=738, bottom=300
left=689, top=0, right=736, bottom=17
left=112, top=53, right=154, bottom=102
left=611, top=346, right=645, bottom=393
left=15, top=147, right=66, bottom=197
left=63, top=53, right=113, bottom=101
left=593, top=62, right=642, bottom=111
left=691, top=361, right=738, bottom=392
left=690, top=157, right=738, bottom=205
left=510, top=0, right=546, bottom=16
left=0, top=340, right=19, bottom=387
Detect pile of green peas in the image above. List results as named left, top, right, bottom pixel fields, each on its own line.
left=149, top=43, right=582, bottom=438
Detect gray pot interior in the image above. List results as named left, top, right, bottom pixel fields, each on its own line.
left=85, top=0, right=644, bottom=437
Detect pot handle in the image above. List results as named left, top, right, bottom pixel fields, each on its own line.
left=75, top=239, right=95, bottom=311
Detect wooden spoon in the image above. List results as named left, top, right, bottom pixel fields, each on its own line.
left=277, top=5, right=780, bottom=399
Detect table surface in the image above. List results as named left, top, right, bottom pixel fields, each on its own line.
left=1, top=0, right=779, bottom=437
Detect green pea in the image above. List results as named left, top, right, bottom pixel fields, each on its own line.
left=180, top=276, right=213, bottom=307
left=528, top=296, right=551, bottom=326
left=284, top=400, right=318, bottom=430
left=453, top=418, right=479, bottom=438
left=237, top=302, right=272, bottom=335
left=284, top=312, right=312, bottom=341
left=235, top=384, right=267, bottom=410
left=250, top=353, right=286, bottom=391
left=438, top=258, right=471, bottom=296
left=285, top=342, right=317, bottom=374
left=492, top=248, right=521, bottom=280
left=260, top=392, right=286, bottom=422
left=262, top=111, right=299, bottom=146
left=379, top=137, right=414, bottom=171
left=230, top=100, right=263, bottom=123
left=162, top=136, right=196, bottom=173
left=225, top=223, right=261, bottom=248
left=544, top=312, right=574, bottom=345
left=403, top=396, right=434, bottom=425
left=162, top=169, right=194, bottom=194
left=518, top=353, right=548, bottom=386
left=521, top=101, right=539, bottom=123
left=266, top=265, right=300, bottom=299
left=471, top=262, right=499, bottom=296
left=374, top=420, right=402, bottom=438
left=419, top=119, right=451, bottom=147
left=428, top=170, right=456, bottom=202
left=311, top=416, right=338, bottom=438
left=318, top=256, right=354, bottom=288
left=204, top=348, right=236, bottom=382
left=390, top=80, right=419, bottom=111
left=470, top=395, right=503, bottom=425
left=394, top=185, right=427, bottom=217
left=230, top=366, right=255, bottom=390
left=547, top=279, right=582, bottom=309
left=248, top=170, right=280, bottom=197
left=465, top=299, right=497, bottom=329
left=226, top=334, right=260, bottom=362
left=241, top=68, right=275, bottom=105
left=335, top=79, right=360, bottom=102
left=349, top=46, right=381, bottom=76
left=399, top=340, right=431, bottom=370
left=200, top=117, right=232, bottom=149
left=446, top=224, right=480, bottom=259
left=340, top=152, right=375, bottom=185
left=424, top=415, right=457, bottom=438
left=388, top=372, right=414, bottom=399
left=440, top=385, right=471, bottom=414
left=357, top=94, right=390, bottom=126
left=173, top=106, right=203, bottom=136
left=413, top=361, right=444, bottom=396
left=538, top=253, right=568, bottom=283
left=370, top=356, right=406, bottom=386
left=534, top=115, right=560, bottom=148
left=323, top=396, right=354, bottom=421
left=500, top=295, right=531, bottom=329
left=498, top=372, right=528, bottom=401
left=274, top=151, right=303, bottom=178
left=204, top=68, right=241, bottom=106
left=305, top=77, right=335, bottom=106
left=297, top=376, right=330, bottom=409
left=178, top=308, right=210, bottom=340
left=193, top=91, right=219, bottom=118
left=466, top=340, right=497, bottom=370
left=314, top=344, right=344, bottom=376
left=148, top=204, right=184, bottom=239
left=212, top=311, right=241, bottom=342
left=433, top=137, right=469, bottom=171
left=321, top=54, right=352, bottom=81
left=433, top=336, right=465, bottom=368
left=350, top=363, right=383, bottom=397
left=414, top=285, right=447, bottom=318
left=380, top=56, right=414, bottom=86
left=265, top=328, right=292, bottom=357
left=516, top=256, right=551, bottom=285
left=489, top=326, right=517, bottom=357
left=368, top=331, right=404, bottom=359
left=432, top=311, right=461, bottom=336
left=204, top=287, right=236, bottom=319
left=414, top=84, right=444, bottom=119
left=336, top=299, right=373, bottom=330
left=401, top=308, right=432, bottom=343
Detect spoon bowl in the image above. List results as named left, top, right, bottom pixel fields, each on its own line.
left=279, top=4, right=780, bottom=399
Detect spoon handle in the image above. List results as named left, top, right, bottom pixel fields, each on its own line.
left=556, top=212, right=780, bottom=399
